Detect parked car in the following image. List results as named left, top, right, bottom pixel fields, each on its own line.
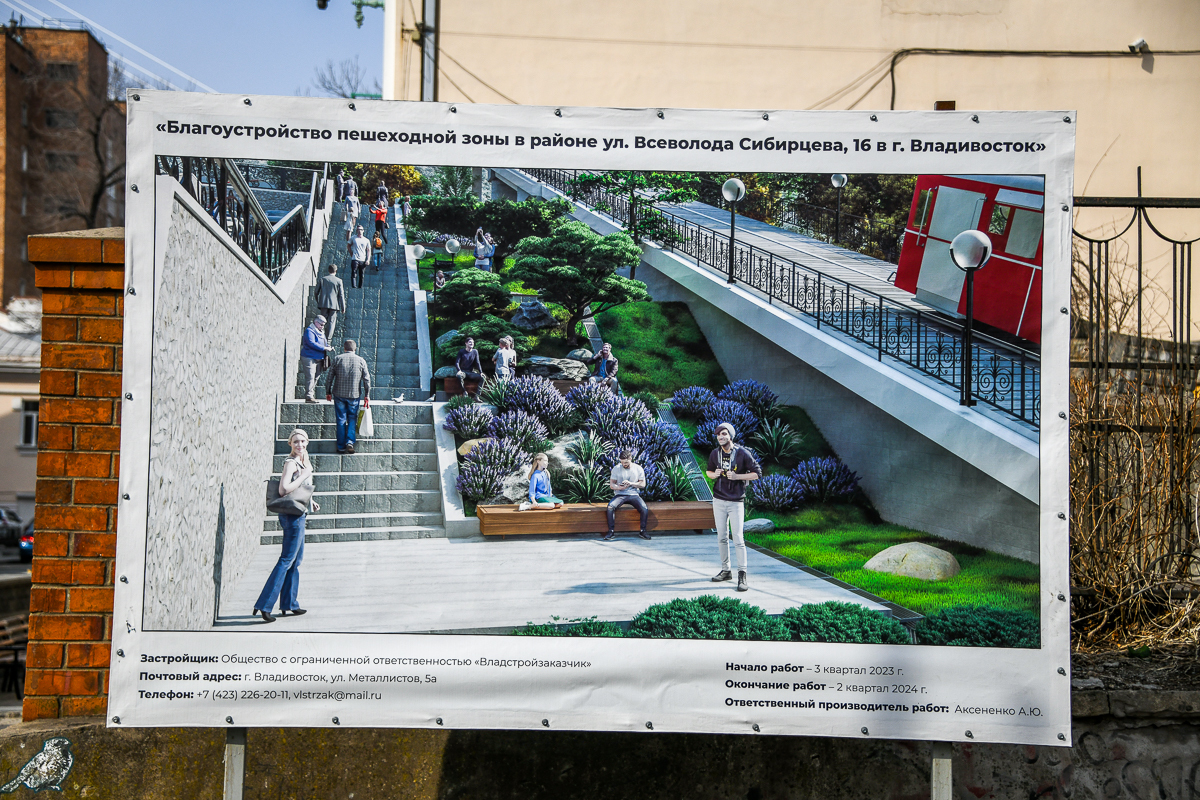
left=17, top=521, right=31, bottom=564
left=0, top=510, right=22, bottom=546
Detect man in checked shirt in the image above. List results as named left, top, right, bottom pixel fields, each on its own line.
left=325, top=340, right=371, bottom=454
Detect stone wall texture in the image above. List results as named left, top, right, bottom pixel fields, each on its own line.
left=142, top=201, right=312, bottom=631
left=639, top=259, right=1040, bottom=562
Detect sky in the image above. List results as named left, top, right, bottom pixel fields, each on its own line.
left=0, top=0, right=384, bottom=96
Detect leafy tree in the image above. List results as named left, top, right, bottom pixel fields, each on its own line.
left=510, top=219, right=649, bottom=345
left=408, top=197, right=571, bottom=268
left=431, top=166, right=474, bottom=197
left=331, top=163, right=428, bottom=200
left=567, top=171, right=699, bottom=278
left=436, top=269, right=511, bottom=322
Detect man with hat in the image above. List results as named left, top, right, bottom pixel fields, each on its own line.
left=704, top=422, right=761, bottom=592
left=300, top=314, right=332, bottom=403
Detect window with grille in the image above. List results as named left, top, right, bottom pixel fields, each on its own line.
left=20, top=401, right=37, bottom=447
left=45, top=63, right=77, bottom=81
left=45, top=109, right=76, bottom=129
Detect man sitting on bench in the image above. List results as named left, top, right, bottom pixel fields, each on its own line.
left=603, top=449, right=650, bottom=541
left=455, top=337, right=484, bottom=398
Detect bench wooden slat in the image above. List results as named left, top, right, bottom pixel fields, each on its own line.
left=477, top=501, right=714, bottom=536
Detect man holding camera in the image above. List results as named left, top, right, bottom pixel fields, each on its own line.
left=705, top=422, right=761, bottom=592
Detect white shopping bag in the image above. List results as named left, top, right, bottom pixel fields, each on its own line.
left=357, top=404, right=374, bottom=437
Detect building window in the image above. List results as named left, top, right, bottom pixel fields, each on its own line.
left=46, top=152, right=77, bottom=172
left=44, top=109, right=76, bottom=129
left=20, top=147, right=27, bottom=172
left=45, top=62, right=77, bottom=81
left=20, top=195, right=26, bottom=217
left=20, top=401, right=37, bottom=448
left=20, top=103, right=27, bottom=127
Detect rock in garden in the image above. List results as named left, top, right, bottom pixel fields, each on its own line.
left=434, top=329, right=459, bottom=348
left=743, top=518, right=775, bottom=535
left=544, top=431, right=586, bottom=474
left=457, top=438, right=488, bottom=457
left=523, top=356, right=590, bottom=382
left=480, top=494, right=513, bottom=507
left=434, top=365, right=457, bottom=379
left=510, top=299, right=559, bottom=331
left=1071, top=677, right=1104, bottom=691
left=499, top=468, right=530, bottom=504
left=565, top=348, right=593, bottom=362
left=863, top=542, right=961, bottom=581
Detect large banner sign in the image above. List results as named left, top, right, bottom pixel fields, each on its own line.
left=111, top=92, right=1073, bottom=745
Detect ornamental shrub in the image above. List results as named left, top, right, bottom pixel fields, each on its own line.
left=630, top=390, right=662, bottom=413
left=488, top=409, right=551, bottom=454
left=477, top=377, right=512, bottom=409
left=505, top=376, right=578, bottom=435
left=628, top=595, right=789, bottom=641
left=444, top=394, right=477, bottom=412
left=437, top=270, right=511, bottom=322
left=566, top=430, right=613, bottom=468
left=638, top=422, right=690, bottom=465
left=436, top=315, right=534, bottom=366
left=701, top=399, right=760, bottom=439
left=443, top=403, right=493, bottom=440
left=565, top=381, right=615, bottom=420
left=790, top=456, right=861, bottom=504
left=668, top=386, right=716, bottom=419
left=746, top=474, right=805, bottom=512
left=515, top=617, right=625, bottom=637
left=558, top=465, right=613, bottom=504
left=454, top=460, right=506, bottom=502
left=718, top=380, right=781, bottom=420
left=915, top=606, right=1039, bottom=649
left=463, top=436, right=528, bottom=474
left=663, top=460, right=696, bottom=501
left=751, top=418, right=805, bottom=466
left=640, top=462, right=673, bottom=501
left=781, top=602, right=912, bottom=644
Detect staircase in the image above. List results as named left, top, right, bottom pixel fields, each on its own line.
left=265, top=201, right=445, bottom=544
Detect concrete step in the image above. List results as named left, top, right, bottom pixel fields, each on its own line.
left=260, top=525, right=447, bottom=545
left=280, top=402, right=433, bottom=425
left=275, top=438, right=437, bottom=455
left=309, top=489, right=444, bottom=514
left=304, top=471, right=441, bottom=492
left=263, top=511, right=444, bottom=531
left=272, top=451, right=438, bottom=473
left=277, top=423, right=433, bottom=440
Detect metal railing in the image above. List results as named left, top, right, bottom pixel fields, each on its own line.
left=526, top=167, right=1040, bottom=427
left=156, top=157, right=327, bottom=283
left=773, top=201, right=905, bottom=263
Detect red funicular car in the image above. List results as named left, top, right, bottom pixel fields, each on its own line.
left=893, top=175, right=1045, bottom=344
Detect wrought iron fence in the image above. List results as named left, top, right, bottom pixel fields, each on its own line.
left=526, top=167, right=1040, bottom=427
left=1069, top=185, right=1200, bottom=645
left=155, top=157, right=326, bottom=283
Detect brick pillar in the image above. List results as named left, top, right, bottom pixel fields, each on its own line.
left=26, top=229, right=124, bottom=720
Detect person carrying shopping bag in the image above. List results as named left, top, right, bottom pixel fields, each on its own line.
left=255, top=428, right=320, bottom=622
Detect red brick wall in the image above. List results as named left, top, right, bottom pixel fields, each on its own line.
left=26, top=230, right=123, bottom=720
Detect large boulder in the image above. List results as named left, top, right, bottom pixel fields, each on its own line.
left=457, top=438, right=488, bottom=458
left=499, top=467, right=530, bottom=504
left=522, top=356, right=590, bottom=382
left=743, top=518, right=775, bottom=535
left=544, top=431, right=587, bottom=474
left=510, top=299, right=558, bottom=331
left=565, top=348, right=594, bottom=363
left=434, top=365, right=457, bottom=379
left=863, top=542, right=961, bottom=581
left=434, top=329, right=459, bottom=348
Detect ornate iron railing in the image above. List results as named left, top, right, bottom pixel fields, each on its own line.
left=526, top=167, right=1040, bottom=428
left=155, top=157, right=326, bottom=283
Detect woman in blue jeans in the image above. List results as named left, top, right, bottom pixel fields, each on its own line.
left=254, top=429, right=320, bottom=623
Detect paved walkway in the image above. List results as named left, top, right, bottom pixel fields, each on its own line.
left=217, top=533, right=889, bottom=633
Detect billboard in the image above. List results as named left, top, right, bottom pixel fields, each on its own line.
left=111, top=92, right=1073, bottom=744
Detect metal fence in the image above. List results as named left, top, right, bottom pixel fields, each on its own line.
left=155, top=157, right=327, bottom=283
left=1069, top=184, right=1200, bottom=644
left=526, top=167, right=1040, bottom=428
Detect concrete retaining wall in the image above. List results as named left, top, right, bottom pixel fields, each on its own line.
left=141, top=182, right=320, bottom=631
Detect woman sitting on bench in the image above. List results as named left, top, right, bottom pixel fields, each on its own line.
left=519, top=453, right=563, bottom=511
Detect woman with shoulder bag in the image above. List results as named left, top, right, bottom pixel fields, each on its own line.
left=254, top=428, right=320, bottom=622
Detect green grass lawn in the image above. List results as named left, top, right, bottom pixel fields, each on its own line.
left=594, top=302, right=728, bottom=397
left=745, top=504, right=1039, bottom=616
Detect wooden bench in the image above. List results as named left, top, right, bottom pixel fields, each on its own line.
left=444, top=375, right=482, bottom=397
left=477, top=501, right=715, bottom=537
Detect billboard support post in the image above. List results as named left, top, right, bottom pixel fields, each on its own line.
left=930, top=742, right=952, bottom=800
left=223, top=727, right=246, bottom=800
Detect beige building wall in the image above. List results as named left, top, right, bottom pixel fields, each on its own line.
left=385, top=0, right=1199, bottom=200
left=0, top=370, right=38, bottom=522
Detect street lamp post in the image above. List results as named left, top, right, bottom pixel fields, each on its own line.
left=443, top=237, right=460, bottom=271
left=949, top=230, right=993, bottom=407
left=722, top=178, right=746, bottom=284
left=830, top=173, right=847, bottom=244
